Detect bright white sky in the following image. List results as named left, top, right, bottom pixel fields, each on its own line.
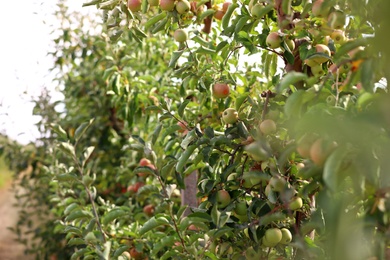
left=0, top=0, right=94, bottom=144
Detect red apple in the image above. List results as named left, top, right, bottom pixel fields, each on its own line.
left=160, top=0, right=175, bottom=11
left=222, top=2, right=231, bottom=13
left=214, top=9, right=225, bottom=20
left=212, top=82, right=230, bottom=98
left=143, top=204, right=155, bottom=216
left=309, top=138, right=337, bottom=166
left=127, top=0, right=142, bottom=12
left=129, top=248, right=144, bottom=260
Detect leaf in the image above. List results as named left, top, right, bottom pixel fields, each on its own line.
left=176, top=144, right=197, bottom=173
left=65, top=210, right=93, bottom=222
left=144, top=12, right=167, bottom=30
left=169, top=50, right=184, bottom=68
left=139, top=217, right=168, bottom=236
left=50, top=124, right=68, bottom=140
left=82, top=146, right=95, bottom=167
left=258, top=212, right=286, bottom=226
left=196, top=46, right=216, bottom=56
left=199, top=9, right=215, bottom=21
left=360, top=59, right=374, bottom=92
left=151, top=124, right=162, bottom=145
left=102, top=209, right=127, bottom=225
left=178, top=100, right=190, bottom=118
left=113, top=245, right=130, bottom=257
left=67, top=238, right=86, bottom=246
left=222, top=3, right=238, bottom=29
left=74, top=119, right=95, bottom=142
left=276, top=72, right=308, bottom=93
left=82, top=0, right=102, bottom=6
left=56, top=173, right=78, bottom=182
left=58, top=142, right=75, bottom=157
left=323, top=146, right=349, bottom=191
left=333, top=38, right=367, bottom=61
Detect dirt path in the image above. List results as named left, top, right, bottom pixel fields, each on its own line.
left=0, top=181, right=34, bottom=260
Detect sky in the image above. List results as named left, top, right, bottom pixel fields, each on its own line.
left=0, top=0, right=92, bottom=145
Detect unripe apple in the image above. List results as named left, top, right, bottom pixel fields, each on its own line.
left=312, top=0, right=330, bottom=17
left=296, top=134, right=316, bottom=158
left=304, top=58, right=320, bottom=68
left=266, top=32, right=282, bottom=49
left=259, top=119, right=276, bottom=135
left=309, top=138, right=337, bottom=166
left=160, top=0, right=175, bottom=11
left=148, top=0, right=160, bottom=6
left=331, top=29, right=346, bottom=44
left=127, top=0, right=142, bottom=12
left=234, top=200, right=248, bottom=215
left=173, top=29, right=188, bottom=43
left=143, top=204, right=155, bottom=216
left=216, top=190, right=231, bottom=208
left=311, top=64, right=325, bottom=77
left=269, top=175, right=286, bottom=192
left=222, top=2, right=232, bottom=13
left=265, top=228, right=283, bottom=245
left=328, top=10, right=346, bottom=29
left=244, top=141, right=271, bottom=161
left=280, top=228, right=293, bottom=244
left=289, top=196, right=303, bottom=210
left=214, top=9, right=225, bottom=20
left=312, top=44, right=331, bottom=64
left=176, top=0, right=190, bottom=14
left=212, top=82, right=230, bottom=98
left=242, top=171, right=263, bottom=188
left=222, top=108, right=239, bottom=124
left=285, top=38, right=295, bottom=51
left=262, top=236, right=278, bottom=247
left=251, top=4, right=265, bottom=19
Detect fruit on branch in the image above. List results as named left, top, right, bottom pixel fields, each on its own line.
left=212, top=82, right=230, bottom=98
left=234, top=200, right=248, bottom=215
left=313, top=44, right=331, bottom=64
left=251, top=4, right=265, bottom=19
left=222, top=1, right=232, bottom=13
left=140, top=158, right=152, bottom=166
left=309, top=138, right=337, bottom=166
left=312, top=0, right=331, bottom=18
left=285, top=38, right=295, bottom=51
left=331, top=29, right=346, bottom=44
left=265, top=228, right=283, bottom=245
left=280, top=228, right=293, bottom=244
left=269, top=175, right=287, bottom=192
left=266, top=32, right=282, bottom=49
left=311, top=64, right=325, bottom=77
left=296, top=134, right=317, bottom=158
left=245, top=246, right=262, bottom=260
left=304, top=58, right=320, bottom=68
left=143, top=204, right=155, bottom=216
left=244, top=141, right=271, bottom=161
left=328, top=10, right=346, bottom=29
left=188, top=224, right=199, bottom=231
left=242, top=171, right=263, bottom=188
left=127, top=182, right=145, bottom=193
left=259, top=119, right=276, bottom=135
left=160, top=0, right=176, bottom=11
left=127, top=0, right=142, bottom=12
left=289, top=196, right=303, bottom=210
left=216, top=189, right=231, bottom=208
left=148, top=0, right=160, bottom=6
left=173, top=29, right=188, bottom=42
left=138, top=158, right=156, bottom=177
left=214, top=9, right=225, bottom=20
left=222, top=108, right=239, bottom=124
left=176, top=0, right=191, bottom=14
left=129, top=248, right=144, bottom=260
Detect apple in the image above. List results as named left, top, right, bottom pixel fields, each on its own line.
left=309, top=138, right=337, bottom=166
left=148, top=0, right=159, bottom=6
left=266, top=32, right=282, bottom=49
left=127, top=182, right=145, bottom=193
left=234, top=200, right=247, bottom=215
left=259, top=119, right=276, bottom=135
left=121, top=251, right=131, bottom=259
left=311, top=64, right=325, bottom=77
left=312, top=44, right=331, bottom=64
left=212, top=82, right=230, bottom=98
left=331, top=29, right=346, bottom=44
left=129, top=248, right=144, bottom=260
left=280, top=228, right=292, bottom=244
left=265, top=228, right=283, bottom=245
left=251, top=4, right=264, bottom=19
left=245, top=246, right=261, bottom=260
left=311, top=0, right=330, bottom=18
left=222, top=2, right=232, bottom=13
left=285, top=38, right=295, bottom=51
left=127, top=0, right=142, bottom=12
left=173, top=29, right=188, bottom=43
left=176, top=0, right=190, bottom=14
left=262, top=236, right=278, bottom=247
left=328, top=10, right=346, bottom=29
left=214, top=9, right=225, bottom=20
left=242, top=171, right=263, bottom=188
left=269, top=175, right=286, bottom=192
left=289, top=196, right=303, bottom=210
left=139, top=158, right=152, bottom=166
left=222, top=108, right=239, bottom=124
left=296, top=134, right=316, bottom=158
left=244, top=141, right=271, bottom=161
left=188, top=224, right=199, bottom=231
left=216, top=189, right=231, bottom=208
left=304, top=58, right=320, bottom=68
left=143, top=204, right=155, bottom=216
left=264, top=183, right=272, bottom=197
left=160, top=0, right=175, bottom=11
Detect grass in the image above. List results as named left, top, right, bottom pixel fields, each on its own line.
left=0, top=155, right=13, bottom=189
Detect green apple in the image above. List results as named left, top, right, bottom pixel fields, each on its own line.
left=222, top=108, right=239, bottom=124
left=312, top=0, right=331, bottom=17
left=311, top=64, right=325, bottom=77
left=269, top=175, right=286, bottom=192
left=259, top=119, right=276, bottom=135
left=216, top=190, right=231, bottom=208
left=262, top=236, right=278, bottom=247
left=213, top=82, right=230, bottom=98
left=176, top=0, right=190, bottom=14
left=328, top=10, right=346, bottom=29
left=313, top=44, right=331, bottom=64
left=148, top=0, right=159, bottom=6
left=234, top=200, right=248, bottom=215
left=285, top=38, right=295, bottom=51
left=309, top=138, right=337, bottom=166
left=251, top=4, right=264, bottom=19
left=304, top=58, right=320, bottom=68
left=330, top=29, right=346, bottom=44
left=289, top=196, right=303, bottom=210
left=266, top=32, right=282, bottom=49
left=265, top=228, right=283, bottom=244
left=160, top=0, right=175, bottom=11
left=280, top=228, right=293, bottom=244
left=127, top=0, right=142, bottom=12
left=173, top=29, right=188, bottom=43
left=244, top=141, right=271, bottom=161
left=242, top=171, right=262, bottom=188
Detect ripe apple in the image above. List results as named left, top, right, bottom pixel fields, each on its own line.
left=265, top=228, right=283, bottom=245
left=251, top=4, right=264, bottom=19
left=222, top=2, right=232, bottom=13
left=176, top=0, right=190, bottom=14
left=148, top=0, right=159, bottom=6
left=259, top=119, right=276, bottom=135
left=188, top=224, right=199, bottom=231
left=269, top=175, right=286, bottom=192
left=312, top=0, right=331, bottom=17
left=328, top=10, right=346, bottom=29
left=127, top=0, right=142, bottom=12
left=173, top=29, right=188, bottom=43
left=245, top=246, right=261, bottom=260
left=311, top=64, right=325, bottom=77
left=222, top=108, right=239, bottom=124
left=214, top=9, right=225, bottom=20
left=129, top=248, right=144, bottom=260
left=280, top=228, right=292, bottom=244
left=212, top=82, right=230, bottom=98
left=309, top=138, right=337, bottom=166
left=127, top=182, right=145, bottom=193
left=143, top=204, right=155, bottom=216
left=216, top=189, right=231, bottom=208
left=331, top=29, right=346, bottom=44
left=289, top=196, right=303, bottom=210
left=139, top=158, right=152, bottom=166
left=234, top=200, right=247, bottom=215
left=160, top=0, right=175, bottom=11
left=266, top=32, right=282, bottom=49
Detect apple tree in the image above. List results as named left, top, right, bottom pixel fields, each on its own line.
left=2, top=0, right=390, bottom=259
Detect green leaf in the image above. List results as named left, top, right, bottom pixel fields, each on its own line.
left=113, top=245, right=130, bottom=257
left=276, top=72, right=308, bottom=93
left=145, top=12, right=167, bottom=30
left=71, top=248, right=89, bottom=260
left=65, top=210, right=93, bottom=222
left=169, top=50, right=184, bottom=68
left=360, top=59, right=374, bottom=92
left=139, top=217, right=166, bottom=236
left=151, top=124, right=162, bottom=145
left=199, top=9, right=215, bottom=21
left=50, top=124, right=68, bottom=140
left=82, top=0, right=102, bottom=6
left=56, top=173, right=78, bottom=182
left=222, top=3, right=238, bottom=29
left=323, top=146, right=349, bottom=191
left=258, top=212, right=286, bottom=226
left=333, top=38, right=367, bottom=61
left=196, top=46, right=216, bottom=56
left=176, top=144, right=197, bottom=173
left=58, top=142, right=76, bottom=157
left=68, top=238, right=86, bottom=246
left=74, top=119, right=95, bottom=143
left=102, top=209, right=127, bottom=225
left=178, top=100, right=190, bottom=118
left=82, top=146, right=95, bottom=167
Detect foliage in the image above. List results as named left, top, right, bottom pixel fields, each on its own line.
left=1, top=0, right=390, bottom=259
